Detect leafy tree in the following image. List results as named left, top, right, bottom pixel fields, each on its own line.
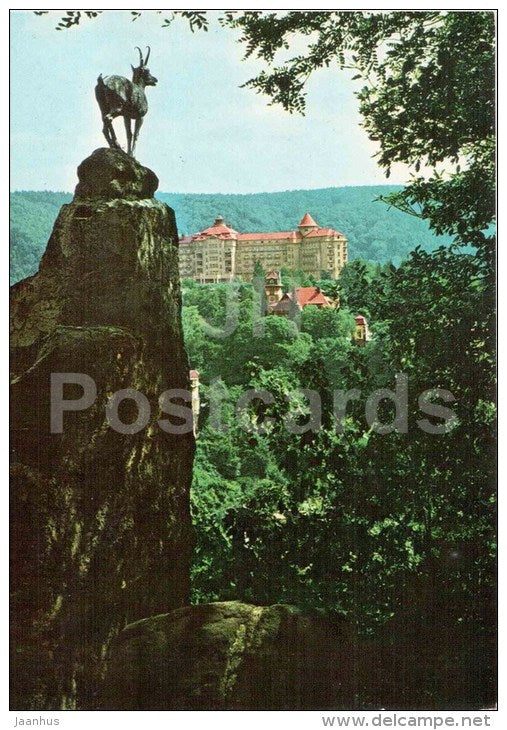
left=337, top=260, right=375, bottom=314
left=35, top=9, right=209, bottom=32
left=301, top=306, right=354, bottom=342
left=224, top=12, right=495, bottom=256
left=253, top=260, right=265, bottom=279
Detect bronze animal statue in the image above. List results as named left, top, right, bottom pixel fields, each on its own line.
left=95, top=47, right=157, bottom=157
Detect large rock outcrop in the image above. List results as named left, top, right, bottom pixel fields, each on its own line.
left=10, top=148, right=194, bottom=710
left=102, top=601, right=360, bottom=710
left=101, top=600, right=497, bottom=711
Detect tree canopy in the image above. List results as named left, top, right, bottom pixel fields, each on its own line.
left=224, top=12, right=495, bottom=251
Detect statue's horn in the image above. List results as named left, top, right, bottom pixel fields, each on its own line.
left=134, top=46, right=144, bottom=66
left=145, top=46, right=151, bottom=65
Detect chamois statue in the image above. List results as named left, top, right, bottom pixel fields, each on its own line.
left=95, top=47, right=157, bottom=157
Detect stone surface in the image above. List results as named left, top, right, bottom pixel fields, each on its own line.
left=101, top=599, right=497, bottom=711
left=10, top=149, right=194, bottom=710
left=101, top=601, right=359, bottom=710
left=75, top=147, right=159, bottom=200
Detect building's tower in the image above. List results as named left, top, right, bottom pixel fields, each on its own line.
left=298, top=213, right=319, bottom=275
left=353, top=315, right=372, bottom=346
left=298, top=212, right=319, bottom=237
left=264, top=270, right=283, bottom=309
left=189, top=369, right=200, bottom=437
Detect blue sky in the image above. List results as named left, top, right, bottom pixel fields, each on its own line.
left=10, top=10, right=410, bottom=193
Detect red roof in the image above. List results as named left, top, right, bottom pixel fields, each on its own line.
left=295, top=287, right=330, bottom=307
left=355, top=315, right=366, bottom=324
left=193, top=222, right=238, bottom=240
left=237, top=231, right=300, bottom=241
left=271, top=287, right=330, bottom=313
left=306, top=227, right=344, bottom=238
left=299, top=212, right=318, bottom=227
left=189, top=369, right=199, bottom=379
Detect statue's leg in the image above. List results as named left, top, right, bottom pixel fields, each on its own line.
left=104, top=113, right=121, bottom=149
left=124, top=117, right=133, bottom=156
left=102, top=116, right=113, bottom=147
left=131, top=117, right=143, bottom=157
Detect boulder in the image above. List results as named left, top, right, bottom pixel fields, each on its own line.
left=102, top=601, right=359, bottom=710
left=102, top=599, right=498, bottom=711
left=74, top=147, right=159, bottom=200
left=10, top=148, right=194, bottom=709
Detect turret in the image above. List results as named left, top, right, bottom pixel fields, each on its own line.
left=298, top=212, right=319, bottom=237
left=189, top=369, right=200, bottom=437
left=264, top=270, right=283, bottom=309
left=353, top=315, right=372, bottom=346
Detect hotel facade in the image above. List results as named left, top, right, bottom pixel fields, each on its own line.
left=178, top=213, right=348, bottom=282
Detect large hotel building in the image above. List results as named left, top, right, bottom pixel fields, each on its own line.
left=178, top=212, right=348, bottom=282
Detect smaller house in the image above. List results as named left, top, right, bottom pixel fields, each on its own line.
left=353, top=315, right=372, bottom=346
left=270, top=286, right=331, bottom=315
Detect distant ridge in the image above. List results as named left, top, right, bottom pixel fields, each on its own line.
left=10, top=186, right=452, bottom=285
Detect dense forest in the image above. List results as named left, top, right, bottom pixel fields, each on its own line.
left=184, top=249, right=495, bottom=706
left=9, top=186, right=453, bottom=285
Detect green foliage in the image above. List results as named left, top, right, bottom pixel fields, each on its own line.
left=226, top=11, right=495, bottom=256
left=188, top=255, right=494, bottom=662
left=36, top=9, right=210, bottom=32
left=10, top=191, right=72, bottom=285
left=253, top=260, right=265, bottom=279
left=301, top=306, right=354, bottom=342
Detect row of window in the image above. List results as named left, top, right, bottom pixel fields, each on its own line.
left=183, top=255, right=346, bottom=269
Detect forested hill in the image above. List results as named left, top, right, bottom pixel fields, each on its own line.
left=10, top=186, right=452, bottom=284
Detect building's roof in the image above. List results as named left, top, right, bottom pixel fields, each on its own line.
left=355, top=315, right=367, bottom=324
left=265, top=270, right=280, bottom=280
left=299, top=212, right=318, bottom=228
left=188, top=215, right=237, bottom=240
left=306, top=227, right=345, bottom=238
left=237, top=231, right=300, bottom=241
left=194, top=223, right=238, bottom=240
left=271, top=287, right=330, bottom=313
left=270, top=299, right=292, bottom=314
left=295, top=287, right=330, bottom=307
left=189, top=369, right=199, bottom=379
